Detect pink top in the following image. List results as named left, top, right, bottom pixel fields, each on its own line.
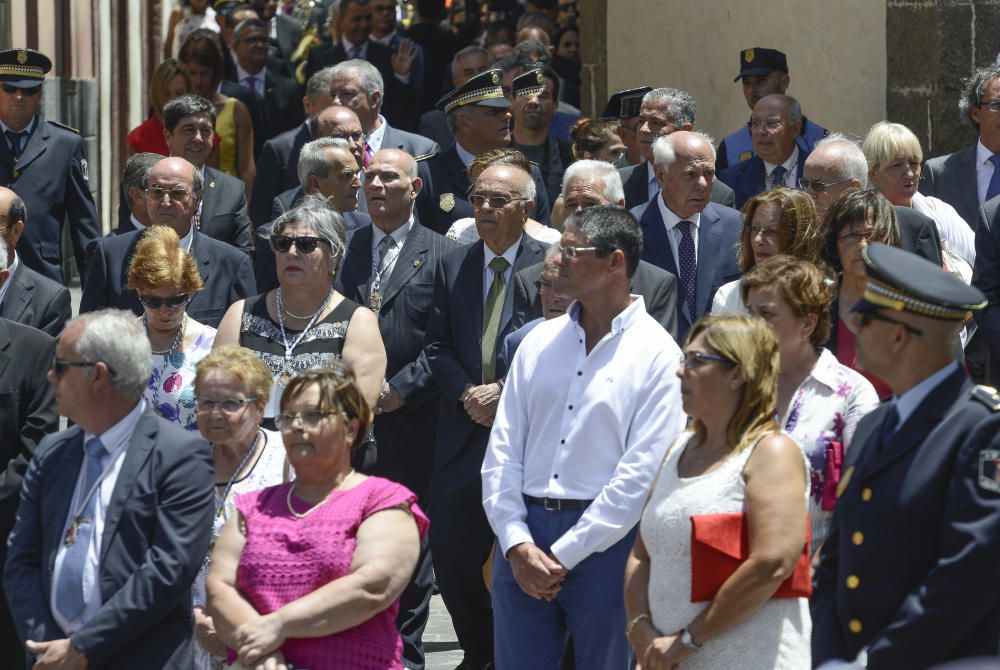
left=234, top=477, right=429, bottom=669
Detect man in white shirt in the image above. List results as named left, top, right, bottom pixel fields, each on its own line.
left=482, top=204, right=685, bottom=669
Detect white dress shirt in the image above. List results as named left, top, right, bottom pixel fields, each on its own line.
left=455, top=141, right=476, bottom=169
left=482, top=236, right=521, bottom=303
left=976, top=140, right=999, bottom=204
left=655, top=192, right=701, bottom=262
left=366, top=115, right=389, bottom=154
left=482, top=297, right=685, bottom=569
left=51, top=399, right=147, bottom=633
left=235, top=62, right=265, bottom=94
left=0, top=251, right=20, bottom=307
left=371, top=217, right=412, bottom=279
left=892, top=361, right=960, bottom=429
left=762, top=146, right=799, bottom=188
left=132, top=218, right=194, bottom=253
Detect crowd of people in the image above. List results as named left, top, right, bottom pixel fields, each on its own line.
left=2, top=1, right=1000, bottom=669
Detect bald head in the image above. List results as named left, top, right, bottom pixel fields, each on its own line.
left=145, top=157, right=203, bottom=234
left=0, top=186, right=24, bottom=265
left=365, top=148, right=423, bottom=233
left=750, top=94, right=802, bottom=164
left=316, top=105, right=365, bottom=166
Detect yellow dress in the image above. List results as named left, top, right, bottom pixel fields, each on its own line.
left=216, top=96, right=238, bottom=178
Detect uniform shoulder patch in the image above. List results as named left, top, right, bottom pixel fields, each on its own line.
left=971, top=385, right=1000, bottom=411
left=47, top=120, right=81, bottom=135
left=413, top=152, right=437, bottom=162
left=978, top=450, right=1000, bottom=493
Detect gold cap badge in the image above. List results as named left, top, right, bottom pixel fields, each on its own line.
left=440, top=193, right=455, bottom=213
left=16, top=50, right=27, bottom=65
left=744, top=48, right=755, bottom=63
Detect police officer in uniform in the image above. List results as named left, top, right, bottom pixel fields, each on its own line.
left=0, top=49, right=100, bottom=284
left=415, top=68, right=551, bottom=235
left=716, top=47, right=827, bottom=172
left=509, top=66, right=573, bottom=205
left=812, top=243, right=1000, bottom=669
left=601, top=86, right=651, bottom=169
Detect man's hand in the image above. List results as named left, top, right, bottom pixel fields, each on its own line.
left=376, top=382, right=405, bottom=415
left=462, top=383, right=502, bottom=426
left=507, top=542, right=566, bottom=600
left=26, top=639, right=88, bottom=670
left=194, top=606, right=227, bottom=658
left=235, top=613, right=286, bottom=665
left=391, top=38, right=417, bottom=77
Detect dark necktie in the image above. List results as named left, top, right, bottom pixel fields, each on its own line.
left=481, top=256, right=510, bottom=383
left=770, top=165, right=787, bottom=189
left=878, top=403, right=900, bottom=449
left=348, top=44, right=363, bottom=59
left=5, top=130, right=26, bottom=159
left=988, top=155, right=1000, bottom=201
left=676, top=220, right=697, bottom=323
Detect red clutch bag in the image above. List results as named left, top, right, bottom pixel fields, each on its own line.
left=689, top=512, right=812, bottom=602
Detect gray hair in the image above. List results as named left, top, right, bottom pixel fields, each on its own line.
left=786, top=95, right=802, bottom=123
left=641, top=87, right=697, bottom=127
left=123, top=152, right=164, bottom=208
left=960, top=64, right=1000, bottom=131
left=297, top=137, right=355, bottom=186
left=233, top=17, right=267, bottom=41
left=446, top=106, right=472, bottom=134
left=306, top=66, right=338, bottom=103
left=561, top=159, right=625, bottom=204
left=71, top=309, right=153, bottom=401
left=814, top=133, right=869, bottom=187
left=651, top=131, right=716, bottom=168
left=505, top=166, right=537, bottom=202
left=271, top=195, right=347, bottom=263
left=451, top=45, right=493, bottom=78
left=329, top=59, right=384, bottom=99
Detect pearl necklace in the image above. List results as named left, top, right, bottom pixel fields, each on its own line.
left=286, top=469, right=356, bottom=519
left=148, top=314, right=186, bottom=356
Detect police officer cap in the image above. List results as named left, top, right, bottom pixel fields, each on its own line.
left=851, top=242, right=986, bottom=321
left=437, top=68, right=510, bottom=114
left=734, top=47, right=788, bottom=82
left=600, top=86, right=652, bottom=121
left=512, top=66, right=555, bottom=98
left=0, top=48, right=51, bottom=89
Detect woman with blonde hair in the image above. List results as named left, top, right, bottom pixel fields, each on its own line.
left=126, top=59, right=201, bottom=156
left=625, top=316, right=810, bottom=669
left=127, top=225, right=216, bottom=430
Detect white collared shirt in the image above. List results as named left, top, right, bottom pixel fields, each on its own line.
left=455, top=141, right=476, bottom=169
left=0, top=251, right=20, bottom=307
left=482, top=236, right=521, bottom=303
left=235, top=62, right=265, bottom=93
left=371, top=217, right=413, bottom=278
left=51, top=399, right=147, bottom=633
left=366, top=115, right=388, bottom=155
left=371, top=30, right=397, bottom=47
left=646, top=161, right=658, bottom=201
left=656, top=193, right=701, bottom=262
left=341, top=36, right=367, bottom=59
left=892, top=361, right=961, bottom=429
left=976, top=139, right=999, bottom=204
left=483, top=297, right=685, bottom=569
left=762, top=146, right=799, bottom=188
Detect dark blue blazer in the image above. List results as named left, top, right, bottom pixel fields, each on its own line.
left=3, top=410, right=214, bottom=668
left=250, top=121, right=315, bottom=226
left=632, top=198, right=741, bottom=341
left=415, top=144, right=552, bottom=235
left=497, top=316, right=543, bottom=374
left=336, top=222, right=458, bottom=501
left=812, top=369, right=1000, bottom=668
left=0, top=263, right=71, bottom=337
left=717, top=153, right=808, bottom=210
left=424, top=236, right=548, bottom=470
left=974, top=196, right=1000, bottom=380
left=79, top=229, right=257, bottom=329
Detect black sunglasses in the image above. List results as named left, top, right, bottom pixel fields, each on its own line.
left=1, top=83, right=41, bottom=95
left=138, top=293, right=190, bottom=310
left=270, top=235, right=328, bottom=254
left=857, top=310, right=924, bottom=336
left=51, top=356, right=98, bottom=377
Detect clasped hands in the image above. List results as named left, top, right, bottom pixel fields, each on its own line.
left=507, top=542, right=567, bottom=601
left=628, top=625, right=693, bottom=670
left=232, top=613, right=290, bottom=669
left=461, top=382, right=502, bottom=427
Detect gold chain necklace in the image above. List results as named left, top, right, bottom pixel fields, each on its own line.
left=285, top=469, right=356, bottom=519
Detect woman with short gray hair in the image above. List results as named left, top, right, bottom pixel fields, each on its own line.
left=214, top=197, right=386, bottom=425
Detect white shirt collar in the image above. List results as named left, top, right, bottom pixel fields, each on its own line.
left=807, top=347, right=848, bottom=392
left=366, top=115, right=388, bottom=154
left=235, top=61, right=265, bottom=84
left=656, top=191, right=701, bottom=231
left=568, top=294, right=647, bottom=335
left=978, top=138, right=997, bottom=164
left=371, top=217, right=413, bottom=249
left=371, top=31, right=396, bottom=46
left=130, top=214, right=147, bottom=232
left=762, top=145, right=799, bottom=179
left=455, top=141, right=476, bottom=168
left=341, top=36, right=366, bottom=56
left=894, top=361, right=961, bottom=426
left=483, top=235, right=522, bottom=272
left=83, top=399, right=147, bottom=460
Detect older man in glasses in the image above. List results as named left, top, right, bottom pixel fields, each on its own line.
left=0, top=48, right=100, bottom=286
left=80, top=157, right=256, bottom=328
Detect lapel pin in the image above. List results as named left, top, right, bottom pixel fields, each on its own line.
left=413, top=259, right=421, bottom=267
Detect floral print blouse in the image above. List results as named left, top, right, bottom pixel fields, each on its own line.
left=144, top=320, right=217, bottom=431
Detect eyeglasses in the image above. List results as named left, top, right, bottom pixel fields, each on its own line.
left=679, top=351, right=736, bottom=368
left=797, top=177, right=852, bottom=193
left=856, top=310, right=923, bottom=335
left=274, top=410, right=343, bottom=430
left=328, top=130, right=365, bottom=143
left=195, top=397, right=259, bottom=414
left=146, top=186, right=193, bottom=201
left=270, top=235, right=328, bottom=254
left=469, top=193, right=527, bottom=209
left=2, top=84, right=41, bottom=95
left=750, top=226, right=779, bottom=241
left=979, top=99, right=1000, bottom=113
left=138, top=293, right=191, bottom=310
left=837, top=229, right=875, bottom=246
left=560, top=245, right=599, bottom=259
left=748, top=119, right=784, bottom=132
left=51, top=356, right=98, bottom=377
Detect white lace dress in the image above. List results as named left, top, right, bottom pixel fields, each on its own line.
left=639, top=432, right=811, bottom=669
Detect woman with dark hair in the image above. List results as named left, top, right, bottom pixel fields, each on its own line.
left=551, top=24, right=581, bottom=107
left=569, top=117, right=626, bottom=164
left=819, top=189, right=900, bottom=399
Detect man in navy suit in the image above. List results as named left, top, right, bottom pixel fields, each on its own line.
left=632, top=131, right=741, bottom=341
left=4, top=309, right=214, bottom=669
left=425, top=163, right=549, bottom=669
left=718, top=94, right=810, bottom=209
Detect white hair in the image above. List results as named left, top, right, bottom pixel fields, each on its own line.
left=814, top=133, right=869, bottom=187
left=651, top=131, right=716, bottom=169
left=561, top=159, right=624, bottom=204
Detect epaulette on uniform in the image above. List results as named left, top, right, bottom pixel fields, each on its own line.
left=971, top=385, right=1000, bottom=411
left=48, top=120, right=80, bottom=134
left=414, top=152, right=436, bottom=162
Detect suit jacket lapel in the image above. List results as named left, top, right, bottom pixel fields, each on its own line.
left=695, top=206, right=723, bottom=316
left=12, top=120, right=48, bottom=171
left=191, top=232, right=212, bottom=287
left=959, top=146, right=980, bottom=222
left=0, top=319, right=11, bottom=382
left=2, top=269, right=31, bottom=323
left=380, top=224, right=428, bottom=306
left=639, top=200, right=678, bottom=276
left=466, top=241, right=485, bottom=344
left=44, top=431, right=85, bottom=572
left=100, top=410, right=158, bottom=565
left=626, top=162, right=650, bottom=206
left=500, top=237, right=544, bottom=337
left=200, top=167, right=220, bottom=226
left=342, top=226, right=373, bottom=305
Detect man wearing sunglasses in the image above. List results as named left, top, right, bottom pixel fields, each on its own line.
left=813, top=242, right=1000, bottom=669
left=0, top=48, right=100, bottom=286
left=80, top=157, right=256, bottom=328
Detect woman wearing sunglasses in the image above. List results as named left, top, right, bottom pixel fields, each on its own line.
left=127, top=225, right=216, bottom=430
left=190, top=345, right=289, bottom=670
left=206, top=363, right=426, bottom=670
left=214, top=196, right=386, bottom=424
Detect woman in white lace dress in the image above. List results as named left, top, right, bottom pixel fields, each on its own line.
left=625, top=316, right=811, bottom=669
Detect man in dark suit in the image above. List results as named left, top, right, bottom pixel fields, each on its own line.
left=973, top=195, right=1000, bottom=382
left=813, top=243, right=1000, bottom=669
left=0, top=49, right=100, bottom=285
left=920, top=64, right=1000, bottom=230
left=230, top=18, right=305, bottom=141
left=425, top=163, right=548, bottom=669
left=416, top=69, right=551, bottom=235
left=114, top=152, right=162, bottom=236
left=618, top=87, right=735, bottom=210
left=336, top=148, right=458, bottom=669
left=0, top=187, right=70, bottom=335
left=82, top=157, right=257, bottom=328
left=4, top=309, right=214, bottom=669
left=631, top=132, right=741, bottom=342
left=0, top=245, right=58, bottom=656
left=718, top=94, right=810, bottom=209
left=303, top=0, right=420, bottom=130
left=418, top=45, right=494, bottom=150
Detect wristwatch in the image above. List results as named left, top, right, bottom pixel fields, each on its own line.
left=679, top=628, right=703, bottom=652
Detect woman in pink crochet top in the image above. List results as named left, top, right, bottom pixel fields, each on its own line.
left=206, top=363, right=428, bottom=669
